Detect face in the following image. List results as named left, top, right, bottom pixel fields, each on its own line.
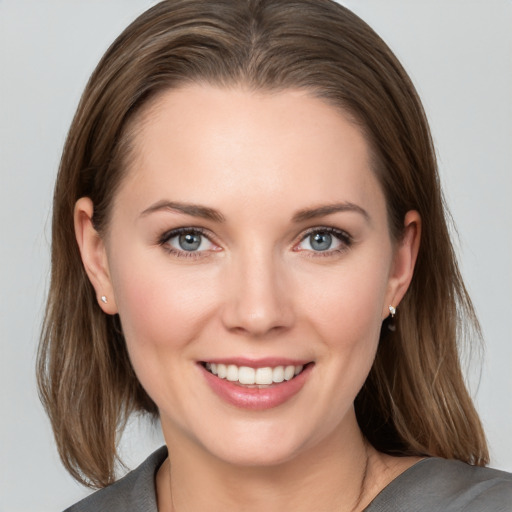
left=78, top=85, right=418, bottom=467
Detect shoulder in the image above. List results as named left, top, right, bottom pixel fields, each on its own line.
left=366, top=457, right=512, bottom=512
left=63, top=446, right=168, bottom=512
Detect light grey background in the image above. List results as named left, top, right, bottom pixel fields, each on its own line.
left=1, top=1, right=511, bottom=511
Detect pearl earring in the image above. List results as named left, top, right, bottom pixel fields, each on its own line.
left=101, top=295, right=108, bottom=304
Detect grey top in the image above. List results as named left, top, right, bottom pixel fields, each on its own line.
left=65, top=446, right=512, bottom=511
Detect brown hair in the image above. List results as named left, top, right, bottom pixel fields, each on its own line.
left=37, top=0, right=488, bottom=488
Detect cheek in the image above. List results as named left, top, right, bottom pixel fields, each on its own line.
left=296, top=254, right=390, bottom=347
left=312, top=278, right=384, bottom=387
left=109, top=251, right=219, bottom=368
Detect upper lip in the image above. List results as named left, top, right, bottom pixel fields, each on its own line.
left=200, top=357, right=313, bottom=368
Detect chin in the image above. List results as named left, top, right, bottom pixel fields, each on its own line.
left=186, top=410, right=340, bottom=469
left=203, top=435, right=308, bottom=468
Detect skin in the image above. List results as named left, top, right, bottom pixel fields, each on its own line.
left=75, top=85, right=421, bottom=511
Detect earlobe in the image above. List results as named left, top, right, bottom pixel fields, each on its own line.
left=384, top=210, right=421, bottom=318
left=74, top=197, right=118, bottom=314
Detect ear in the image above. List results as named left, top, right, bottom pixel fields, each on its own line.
left=74, top=197, right=118, bottom=314
left=383, top=210, right=421, bottom=319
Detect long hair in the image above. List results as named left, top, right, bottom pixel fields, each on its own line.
left=37, top=0, right=488, bottom=488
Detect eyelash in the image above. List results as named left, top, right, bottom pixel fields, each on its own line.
left=158, top=226, right=353, bottom=259
left=158, top=227, right=216, bottom=259
left=295, top=226, right=353, bottom=257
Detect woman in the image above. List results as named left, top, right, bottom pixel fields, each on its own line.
left=37, top=0, right=512, bottom=510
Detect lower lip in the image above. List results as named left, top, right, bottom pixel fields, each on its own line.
left=200, top=364, right=313, bottom=410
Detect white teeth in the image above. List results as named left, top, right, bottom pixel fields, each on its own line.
left=217, top=363, right=227, bottom=379
left=255, top=367, right=273, bottom=385
left=284, top=365, right=295, bottom=381
left=238, top=366, right=255, bottom=385
left=226, top=364, right=239, bottom=382
left=205, top=363, right=305, bottom=385
left=272, top=366, right=284, bottom=383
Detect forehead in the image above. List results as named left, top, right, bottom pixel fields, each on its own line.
left=115, top=84, right=385, bottom=223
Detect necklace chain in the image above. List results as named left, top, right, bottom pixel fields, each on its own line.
left=349, top=440, right=370, bottom=512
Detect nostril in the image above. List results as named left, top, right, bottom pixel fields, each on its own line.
left=222, top=306, right=295, bottom=338
left=220, top=265, right=295, bottom=336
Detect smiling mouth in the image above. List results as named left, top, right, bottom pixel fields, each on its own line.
left=202, top=362, right=308, bottom=387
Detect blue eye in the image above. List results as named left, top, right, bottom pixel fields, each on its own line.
left=160, top=228, right=216, bottom=255
left=296, top=228, right=351, bottom=253
left=309, top=232, right=333, bottom=251
left=178, top=232, right=202, bottom=251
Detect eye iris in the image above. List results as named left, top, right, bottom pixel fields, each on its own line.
left=179, top=233, right=201, bottom=251
left=310, top=232, right=332, bottom=251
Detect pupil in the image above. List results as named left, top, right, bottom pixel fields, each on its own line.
left=310, top=232, right=332, bottom=251
left=179, top=233, right=201, bottom=251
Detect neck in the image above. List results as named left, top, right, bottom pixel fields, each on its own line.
left=157, top=413, right=385, bottom=512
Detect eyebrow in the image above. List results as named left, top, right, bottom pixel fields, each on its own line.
left=140, top=200, right=225, bottom=222
left=292, top=202, right=370, bottom=223
left=140, top=200, right=369, bottom=224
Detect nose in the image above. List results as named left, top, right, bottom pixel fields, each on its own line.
left=221, top=247, right=295, bottom=337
